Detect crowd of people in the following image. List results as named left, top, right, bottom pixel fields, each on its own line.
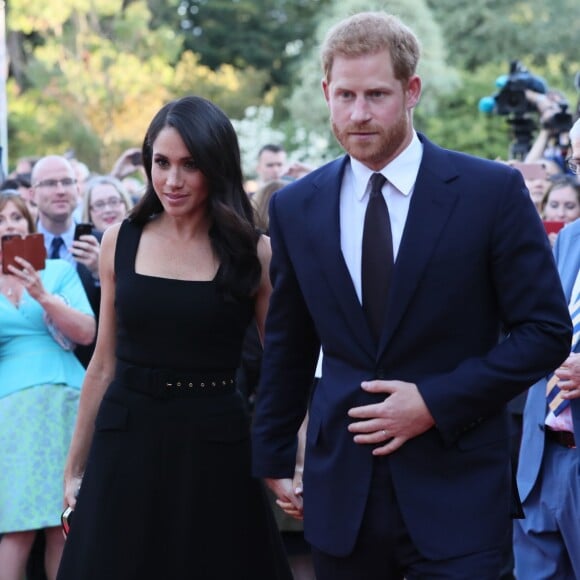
left=0, top=9, right=578, bottom=580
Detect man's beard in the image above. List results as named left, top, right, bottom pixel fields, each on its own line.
left=331, top=111, right=409, bottom=169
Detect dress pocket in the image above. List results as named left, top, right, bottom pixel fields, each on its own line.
left=95, top=397, right=129, bottom=432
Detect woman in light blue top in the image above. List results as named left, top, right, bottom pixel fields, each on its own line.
left=0, top=192, right=95, bottom=580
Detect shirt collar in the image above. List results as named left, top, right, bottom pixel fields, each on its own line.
left=350, top=131, right=424, bottom=201
left=36, top=221, right=75, bottom=248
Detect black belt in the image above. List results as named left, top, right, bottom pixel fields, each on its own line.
left=117, top=362, right=236, bottom=399
left=544, top=426, right=576, bottom=449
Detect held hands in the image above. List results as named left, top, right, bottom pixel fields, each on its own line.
left=71, top=234, right=100, bottom=277
left=348, top=380, right=435, bottom=455
left=265, top=475, right=304, bottom=521
left=555, top=353, right=580, bottom=400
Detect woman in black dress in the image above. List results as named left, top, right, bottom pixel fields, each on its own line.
left=57, top=96, right=292, bottom=579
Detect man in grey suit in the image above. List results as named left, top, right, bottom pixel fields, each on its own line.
left=514, top=119, right=580, bottom=579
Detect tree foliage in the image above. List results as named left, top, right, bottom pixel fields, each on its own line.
left=4, top=0, right=580, bottom=173
left=425, top=0, right=580, bottom=76
left=161, top=0, right=332, bottom=89
left=5, top=0, right=268, bottom=171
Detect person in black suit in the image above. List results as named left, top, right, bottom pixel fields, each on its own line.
left=251, top=11, right=572, bottom=579
left=31, top=155, right=101, bottom=367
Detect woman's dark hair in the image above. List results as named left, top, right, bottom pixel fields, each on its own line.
left=131, top=96, right=260, bottom=299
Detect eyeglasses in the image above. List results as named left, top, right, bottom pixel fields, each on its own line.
left=34, top=177, right=77, bottom=189
left=566, top=158, right=580, bottom=175
left=90, top=197, right=123, bottom=211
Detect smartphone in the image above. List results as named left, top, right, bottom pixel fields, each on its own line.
left=512, top=161, right=548, bottom=181
left=74, top=223, right=93, bottom=241
left=61, top=506, right=73, bottom=538
left=543, top=220, right=566, bottom=235
left=129, top=151, right=143, bottom=166
left=2, top=233, right=46, bottom=274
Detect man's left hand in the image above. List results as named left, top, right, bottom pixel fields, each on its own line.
left=348, top=380, right=435, bottom=455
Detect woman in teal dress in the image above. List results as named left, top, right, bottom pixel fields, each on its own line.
left=0, top=192, right=95, bottom=580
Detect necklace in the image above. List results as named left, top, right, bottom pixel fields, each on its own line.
left=0, top=276, right=19, bottom=301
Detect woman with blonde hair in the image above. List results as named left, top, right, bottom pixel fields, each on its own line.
left=82, top=175, right=133, bottom=233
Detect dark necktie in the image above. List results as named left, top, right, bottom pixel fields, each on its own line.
left=49, top=236, right=64, bottom=259
left=361, top=173, right=392, bottom=342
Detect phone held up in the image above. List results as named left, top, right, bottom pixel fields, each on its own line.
left=74, top=223, right=93, bottom=241
left=542, top=220, right=566, bottom=235
left=129, top=151, right=143, bottom=166
left=1, top=233, right=47, bottom=274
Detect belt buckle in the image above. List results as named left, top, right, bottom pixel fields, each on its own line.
left=152, top=369, right=173, bottom=400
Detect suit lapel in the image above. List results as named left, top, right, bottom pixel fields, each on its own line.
left=379, top=138, right=460, bottom=354
left=307, top=157, right=376, bottom=357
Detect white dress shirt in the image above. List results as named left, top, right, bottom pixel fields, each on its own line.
left=340, top=132, right=423, bottom=303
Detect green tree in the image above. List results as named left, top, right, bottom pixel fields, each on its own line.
left=5, top=0, right=268, bottom=172
left=160, top=0, right=332, bottom=89
left=426, top=0, right=580, bottom=76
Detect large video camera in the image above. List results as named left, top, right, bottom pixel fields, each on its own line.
left=479, top=60, right=573, bottom=159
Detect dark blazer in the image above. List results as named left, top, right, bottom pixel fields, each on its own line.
left=251, top=135, right=572, bottom=559
left=47, top=228, right=102, bottom=368
left=517, top=219, right=580, bottom=502
left=74, top=259, right=101, bottom=368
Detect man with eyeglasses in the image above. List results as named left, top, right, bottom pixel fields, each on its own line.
left=514, top=118, right=580, bottom=578
left=31, top=155, right=101, bottom=368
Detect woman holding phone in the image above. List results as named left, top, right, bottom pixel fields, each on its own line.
left=57, top=96, right=291, bottom=579
left=0, top=192, right=95, bottom=580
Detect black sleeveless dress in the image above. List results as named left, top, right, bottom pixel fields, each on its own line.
left=57, top=220, right=292, bottom=580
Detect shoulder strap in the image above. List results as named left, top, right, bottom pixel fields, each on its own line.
left=114, top=219, right=141, bottom=276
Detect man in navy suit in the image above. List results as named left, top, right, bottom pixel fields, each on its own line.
left=31, top=155, right=101, bottom=368
left=251, top=11, right=572, bottom=579
left=514, top=120, right=580, bottom=579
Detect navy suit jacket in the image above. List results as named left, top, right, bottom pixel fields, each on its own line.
left=251, top=135, right=572, bottom=559
left=517, top=218, right=580, bottom=502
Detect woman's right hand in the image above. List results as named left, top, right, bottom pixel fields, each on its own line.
left=64, top=474, right=83, bottom=509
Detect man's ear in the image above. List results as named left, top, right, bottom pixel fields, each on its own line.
left=406, top=75, right=422, bottom=109
left=322, top=78, right=330, bottom=104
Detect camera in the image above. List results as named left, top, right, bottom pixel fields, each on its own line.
left=479, top=60, right=547, bottom=117
left=479, top=60, right=574, bottom=159
left=542, top=102, right=573, bottom=134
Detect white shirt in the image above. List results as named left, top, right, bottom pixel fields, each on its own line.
left=340, top=132, right=423, bottom=303
left=36, top=222, right=76, bottom=266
